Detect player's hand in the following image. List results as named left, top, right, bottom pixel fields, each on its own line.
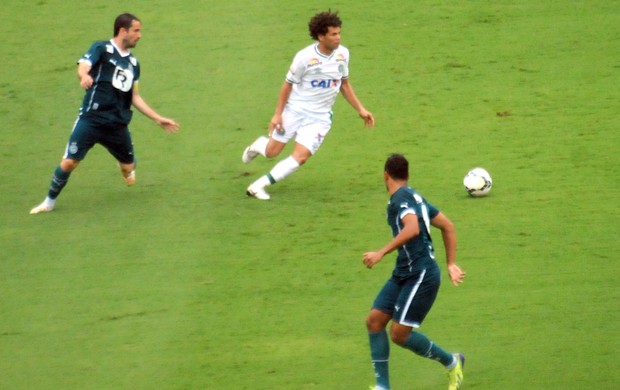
left=269, top=114, right=284, bottom=135
left=362, top=251, right=383, bottom=269
left=80, top=75, right=94, bottom=89
left=447, top=263, right=466, bottom=286
left=359, top=109, right=375, bottom=128
left=157, top=117, right=180, bottom=133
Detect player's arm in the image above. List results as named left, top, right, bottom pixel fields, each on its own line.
left=132, top=85, right=180, bottom=133
left=363, top=213, right=419, bottom=269
left=340, top=78, right=375, bottom=127
left=77, top=61, right=93, bottom=89
left=430, top=212, right=465, bottom=286
left=269, top=81, right=293, bottom=133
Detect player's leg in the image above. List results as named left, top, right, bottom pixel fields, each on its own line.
left=242, top=136, right=267, bottom=163
left=118, top=162, right=136, bottom=186
left=390, top=266, right=464, bottom=388
left=242, top=105, right=306, bottom=164
left=246, top=113, right=329, bottom=200
left=246, top=142, right=311, bottom=200
left=367, top=309, right=392, bottom=390
left=30, top=118, right=94, bottom=214
left=244, top=110, right=304, bottom=200
left=366, top=277, right=400, bottom=390
left=102, top=126, right=136, bottom=186
left=242, top=135, right=287, bottom=163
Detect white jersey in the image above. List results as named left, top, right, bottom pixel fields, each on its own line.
left=285, top=43, right=350, bottom=114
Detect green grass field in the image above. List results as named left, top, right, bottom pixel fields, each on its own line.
left=1, top=0, right=619, bottom=389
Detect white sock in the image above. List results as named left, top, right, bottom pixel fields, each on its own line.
left=250, top=136, right=269, bottom=157
left=445, top=355, right=457, bottom=370
left=268, top=156, right=300, bottom=183
left=252, top=175, right=272, bottom=189
left=45, top=196, right=56, bottom=207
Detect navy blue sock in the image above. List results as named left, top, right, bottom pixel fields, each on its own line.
left=369, top=331, right=390, bottom=389
left=47, top=165, right=71, bottom=200
left=402, top=332, right=454, bottom=366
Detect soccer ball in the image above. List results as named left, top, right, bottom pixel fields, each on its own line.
left=463, top=168, right=492, bottom=197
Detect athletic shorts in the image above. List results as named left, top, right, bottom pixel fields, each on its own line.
left=63, top=116, right=135, bottom=164
left=372, top=264, right=441, bottom=328
left=271, top=107, right=332, bottom=155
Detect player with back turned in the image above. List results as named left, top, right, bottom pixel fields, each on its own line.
left=363, top=154, right=466, bottom=390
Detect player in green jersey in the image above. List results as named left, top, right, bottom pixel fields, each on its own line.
left=363, top=154, right=466, bottom=390
left=30, top=13, right=179, bottom=214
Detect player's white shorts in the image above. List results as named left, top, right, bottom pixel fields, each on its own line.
left=271, top=107, right=332, bottom=155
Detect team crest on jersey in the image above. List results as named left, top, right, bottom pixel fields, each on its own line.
left=106, top=44, right=114, bottom=54
left=129, top=56, right=137, bottom=66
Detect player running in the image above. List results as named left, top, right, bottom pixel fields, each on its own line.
left=364, top=154, right=466, bottom=390
left=241, top=10, right=374, bottom=200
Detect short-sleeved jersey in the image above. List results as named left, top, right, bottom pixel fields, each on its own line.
left=77, top=40, right=140, bottom=126
left=285, top=43, right=350, bottom=114
left=387, top=186, right=440, bottom=278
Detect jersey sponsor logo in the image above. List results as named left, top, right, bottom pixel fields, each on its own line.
left=112, top=66, right=134, bottom=92
left=308, top=58, right=321, bottom=67
left=310, top=79, right=339, bottom=88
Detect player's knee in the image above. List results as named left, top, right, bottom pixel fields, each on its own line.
left=366, top=316, right=380, bottom=332
left=265, top=140, right=285, bottom=158
left=264, top=148, right=280, bottom=158
left=389, top=325, right=410, bottom=345
left=291, top=145, right=312, bottom=165
left=296, top=155, right=310, bottom=165
left=366, top=311, right=388, bottom=332
left=60, top=158, right=79, bottom=172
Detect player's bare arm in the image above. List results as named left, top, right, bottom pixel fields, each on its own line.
left=431, top=212, right=465, bottom=286
left=363, top=213, right=419, bottom=268
left=340, top=78, right=375, bottom=127
left=269, top=81, right=293, bottom=133
left=131, top=87, right=179, bottom=133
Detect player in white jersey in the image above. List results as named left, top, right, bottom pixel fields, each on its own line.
left=242, top=11, right=374, bottom=200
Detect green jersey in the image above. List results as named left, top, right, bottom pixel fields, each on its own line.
left=387, top=185, right=440, bottom=278
left=78, top=40, right=140, bottom=126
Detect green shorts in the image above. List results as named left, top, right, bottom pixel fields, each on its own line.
left=372, top=263, right=441, bottom=328
left=64, top=116, right=135, bottom=164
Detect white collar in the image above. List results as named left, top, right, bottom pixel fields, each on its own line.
left=110, top=39, right=131, bottom=57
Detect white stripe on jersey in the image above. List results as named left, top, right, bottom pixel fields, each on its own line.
left=285, top=43, right=350, bottom=114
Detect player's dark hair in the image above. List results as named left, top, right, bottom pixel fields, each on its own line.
left=385, top=154, right=409, bottom=181
left=308, top=10, right=342, bottom=40
left=114, top=13, right=140, bottom=36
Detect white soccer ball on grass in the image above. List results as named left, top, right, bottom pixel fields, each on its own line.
left=463, top=167, right=492, bottom=197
